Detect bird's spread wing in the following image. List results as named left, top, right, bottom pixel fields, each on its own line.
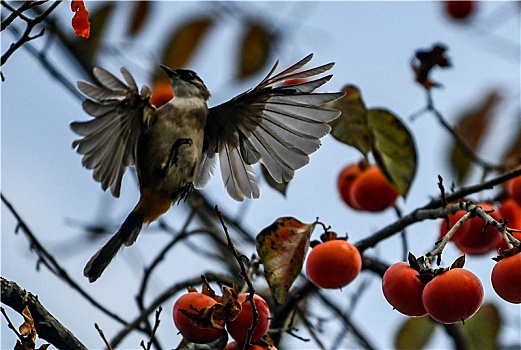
left=198, top=54, right=344, bottom=201
left=71, top=67, right=155, bottom=197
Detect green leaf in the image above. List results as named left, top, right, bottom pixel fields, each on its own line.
left=126, top=1, right=150, bottom=37
left=238, top=22, right=272, bottom=79
left=464, top=302, right=501, bottom=350
left=255, top=217, right=315, bottom=304
left=261, top=164, right=288, bottom=197
left=161, top=17, right=213, bottom=71
left=329, top=86, right=417, bottom=196
left=368, top=109, right=417, bottom=197
left=395, top=316, right=435, bottom=350
left=329, top=85, right=373, bottom=156
left=448, top=90, right=502, bottom=183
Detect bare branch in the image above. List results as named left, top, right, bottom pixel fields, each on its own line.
left=110, top=273, right=235, bottom=348
left=0, top=193, right=131, bottom=327
left=214, top=205, right=258, bottom=349
left=414, top=90, right=505, bottom=173
left=1, top=276, right=88, bottom=350
left=1, top=1, right=61, bottom=68
left=94, top=323, right=113, bottom=350
left=356, top=168, right=521, bottom=252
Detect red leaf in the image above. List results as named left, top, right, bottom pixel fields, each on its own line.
left=71, top=1, right=90, bottom=39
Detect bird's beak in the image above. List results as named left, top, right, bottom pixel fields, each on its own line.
left=160, top=64, right=178, bottom=78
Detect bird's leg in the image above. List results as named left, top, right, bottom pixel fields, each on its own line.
left=174, top=182, right=194, bottom=204
left=163, top=138, right=193, bottom=174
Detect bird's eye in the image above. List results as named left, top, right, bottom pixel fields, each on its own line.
left=178, top=69, right=197, bottom=82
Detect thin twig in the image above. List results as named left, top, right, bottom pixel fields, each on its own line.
left=356, top=168, right=521, bottom=252
left=136, top=208, right=197, bottom=319
left=425, top=91, right=505, bottom=172
left=2, top=17, right=83, bottom=96
left=424, top=203, right=474, bottom=269
left=95, top=323, right=113, bottom=350
left=294, top=306, right=326, bottom=350
left=110, top=273, right=236, bottom=348
left=140, top=307, right=162, bottom=350
left=315, top=291, right=376, bottom=350
left=1, top=0, right=61, bottom=66
left=1, top=307, right=24, bottom=342
left=1, top=1, right=47, bottom=30
left=214, top=205, right=258, bottom=350
left=0, top=193, right=131, bottom=327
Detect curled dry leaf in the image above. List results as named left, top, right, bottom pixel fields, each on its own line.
left=178, top=304, right=224, bottom=330
left=450, top=255, right=466, bottom=269
left=13, top=306, right=50, bottom=350
left=412, top=43, right=451, bottom=89
left=212, top=287, right=242, bottom=323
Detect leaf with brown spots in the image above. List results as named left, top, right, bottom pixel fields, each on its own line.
left=255, top=217, right=315, bottom=304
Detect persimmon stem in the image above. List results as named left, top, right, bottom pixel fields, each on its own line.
left=425, top=204, right=474, bottom=270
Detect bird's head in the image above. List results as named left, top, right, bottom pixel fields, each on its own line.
left=160, top=65, right=211, bottom=101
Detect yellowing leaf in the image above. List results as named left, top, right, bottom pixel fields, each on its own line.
left=368, top=109, right=417, bottom=197
left=449, top=90, right=502, bottom=183
left=255, top=217, right=315, bottom=304
left=161, top=18, right=213, bottom=70
left=238, top=22, right=272, bottom=79
left=395, top=316, right=435, bottom=350
left=329, top=85, right=373, bottom=155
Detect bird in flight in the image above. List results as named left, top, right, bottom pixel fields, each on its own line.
left=71, top=54, right=344, bottom=282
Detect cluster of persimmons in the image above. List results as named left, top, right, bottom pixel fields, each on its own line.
left=171, top=161, right=520, bottom=347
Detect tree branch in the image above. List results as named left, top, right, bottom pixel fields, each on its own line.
left=1, top=1, right=61, bottom=68
left=1, top=276, right=88, bottom=350
left=356, top=168, right=521, bottom=252
left=0, top=193, right=131, bottom=327
left=110, top=273, right=236, bottom=348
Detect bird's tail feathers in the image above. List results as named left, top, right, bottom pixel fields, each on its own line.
left=83, top=211, right=144, bottom=282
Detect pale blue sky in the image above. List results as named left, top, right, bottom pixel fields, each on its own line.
left=2, top=2, right=520, bottom=348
